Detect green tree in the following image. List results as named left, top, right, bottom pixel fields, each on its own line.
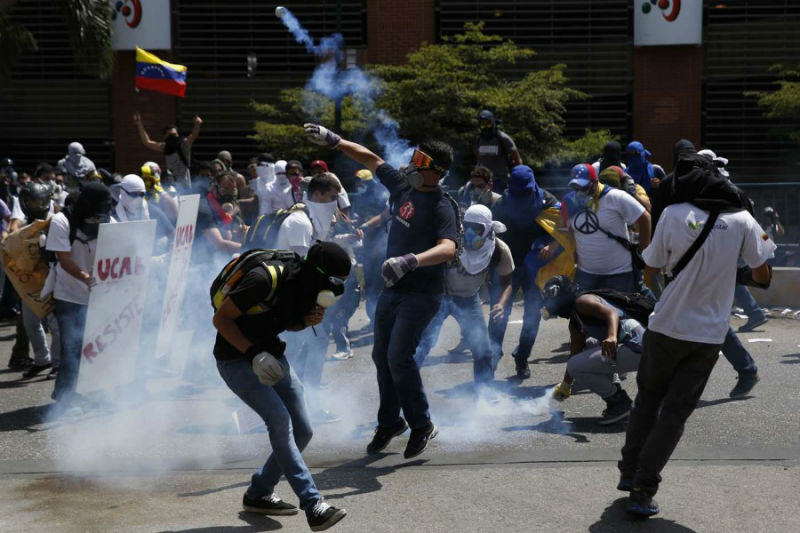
left=252, top=23, right=611, bottom=175
left=748, top=64, right=800, bottom=143
left=0, top=0, right=113, bottom=81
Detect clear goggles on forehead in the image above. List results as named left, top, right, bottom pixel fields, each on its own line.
left=409, top=149, right=446, bottom=174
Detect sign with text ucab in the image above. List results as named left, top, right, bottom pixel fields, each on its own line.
left=77, top=220, right=156, bottom=394
left=634, top=0, right=702, bottom=46
left=111, top=0, right=172, bottom=51
left=155, top=194, right=199, bottom=360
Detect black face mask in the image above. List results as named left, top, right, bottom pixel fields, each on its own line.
left=78, top=214, right=110, bottom=240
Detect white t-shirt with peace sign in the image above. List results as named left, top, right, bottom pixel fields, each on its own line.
left=567, top=187, right=645, bottom=275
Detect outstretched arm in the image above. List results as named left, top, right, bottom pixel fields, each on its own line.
left=133, top=112, right=163, bottom=152
left=186, top=115, right=202, bottom=147
left=304, top=123, right=385, bottom=172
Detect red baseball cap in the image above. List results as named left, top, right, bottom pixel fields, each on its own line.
left=310, top=160, right=328, bottom=172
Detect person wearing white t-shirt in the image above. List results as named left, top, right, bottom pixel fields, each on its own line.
left=45, top=183, right=114, bottom=410
left=561, top=163, right=651, bottom=293
left=261, top=160, right=293, bottom=216
left=618, top=201, right=774, bottom=518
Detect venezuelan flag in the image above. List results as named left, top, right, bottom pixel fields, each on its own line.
left=135, top=47, right=187, bottom=98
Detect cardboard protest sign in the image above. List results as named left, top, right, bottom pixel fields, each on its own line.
left=77, top=220, right=156, bottom=394
left=0, top=218, right=54, bottom=318
left=155, top=194, right=199, bottom=360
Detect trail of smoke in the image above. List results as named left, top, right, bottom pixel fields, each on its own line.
left=276, top=6, right=412, bottom=166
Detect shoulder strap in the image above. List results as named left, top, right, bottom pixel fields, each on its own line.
left=669, top=210, right=720, bottom=280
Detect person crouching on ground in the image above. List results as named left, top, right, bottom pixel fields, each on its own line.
left=212, top=241, right=350, bottom=531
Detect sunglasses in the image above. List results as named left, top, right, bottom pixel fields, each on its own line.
left=409, top=149, right=446, bottom=174
left=316, top=267, right=346, bottom=286
left=126, top=191, right=146, bottom=198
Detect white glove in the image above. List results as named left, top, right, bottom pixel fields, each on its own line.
left=251, top=352, right=286, bottom=386
left=304, top=123, right=341, bottom=148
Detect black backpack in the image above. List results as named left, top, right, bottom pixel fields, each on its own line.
left=210, top=248, right=296, bottom=314
left=242, top=203, right=310, bottom=251
left=578, top=288, right=655, bottom=327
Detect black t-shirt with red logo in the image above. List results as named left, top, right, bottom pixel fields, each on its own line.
left=376, top=163, right=458, bottom=294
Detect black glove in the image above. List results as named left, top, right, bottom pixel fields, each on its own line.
left=736, top=264, right=772, bottom=290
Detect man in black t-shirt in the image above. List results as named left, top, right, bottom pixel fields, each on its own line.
left=305, top=123, right=458, bottom=459
left=212, top=242, right=350, bottom=531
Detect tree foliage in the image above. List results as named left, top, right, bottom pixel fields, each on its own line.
left=747, top=64, right=800, bottom=143
left=252, top=23, right=611, bottom=176
left=0, top=0, right=113, bottom=82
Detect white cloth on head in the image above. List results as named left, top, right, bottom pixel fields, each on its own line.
left=305, top=193, right=337, bottom=241
left=274, top=210, right=313, bottom=256
left=460, top=204, right=506, bottom=275
left=115, top=174, right=149, bottom=221
left=255, top=162, right=276, bottom=216
left=698, top=149, right=730, bottom=178
left=643, top=203, right=776, bottom=344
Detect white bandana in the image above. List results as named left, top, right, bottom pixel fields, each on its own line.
left=459, top=204, right=506, bottom=275
left=115, top=174, right=149, bottom=221
left=305, top=194, right=337, bottom=240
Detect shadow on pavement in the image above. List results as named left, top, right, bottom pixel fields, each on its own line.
left=157, top=511, right=282, bottom=532
left=589, top=497, right=698, bottom=532
left=503, top=413, right=591, bottom=444
left=781, top=353, right=799, bottom=364
left=313, top=454, right=427, bottom=500
left=529, top=353, right=570, bottom=365
left=696, top=396, right=752, bottom=409
left=421, top=351, right=472, bottom=368
left=0, top=403, right=50, bottom=432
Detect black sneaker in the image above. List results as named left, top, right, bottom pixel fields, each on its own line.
left=617, top=476, right=634, bottom=492
left=366, top=419, right=408, bottom=454
left=7, top=356, right=33, bottom=370
left=22, top=363, right=52, bottom=379
left=403, top=422, right=438, bottom=459
left=626, top=488, right=660, bottom=517
left=47, top=367, right=58, bottom=380
left=730, top=372, right=759, bottom=398
left=242, top=493, right=298, bottom=515
left=599, top=389, right=632, bottom=425
left=306, top=500, right=346, bottom=531
left=737, top=316, right=768, bottom=333
left=514, top=361, right=531, bottom=380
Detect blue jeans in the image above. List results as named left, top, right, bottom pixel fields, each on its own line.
left=721, top=327, right=757, bottom=376
left=373, top=289, right=441, bottom=429
left=52, top=299, right=88, bottom=402
left=488, top=266, right=542, bottom=364
left=575, top=269, right=636, bottom=293
left=414, top=294, right=494, bottom=383
left=216, top=357, right=320, bottom=510
left=734, top=284, right=766, bottom=322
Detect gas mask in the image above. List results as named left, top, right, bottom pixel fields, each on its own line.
left=541, top=275, right=576, bottom=319
left=463, top=221, right=488, bottom=251
left=78, top=213, right=111, bottom=239
left=402, top=148, right=445, bottom=190
left=315, top=268, right=346, bottom=308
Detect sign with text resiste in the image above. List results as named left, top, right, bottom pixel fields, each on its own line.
left=155, top=194, right=199, bottom=359
left=634, top=0, right=702, bottom=46
left=111, top=0, right=172, bottom=51
left=78, top=220, right=156, bottom=394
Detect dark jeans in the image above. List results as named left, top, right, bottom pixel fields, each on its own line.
left=488, top=265, right=542, bottom=365
left=619, top=329, right=720, bottom=497
left=721, top=327, right=757, bottom=376
left=414, top=294, right=494, bottom=383
left=326, top=271, right=360, bottom=353
left=52, top=299, right=88, bottom=402
left=372, top=288, right=441, bottom=430
left=734, top=284, right=766, bottom=322
left=575, top=269, right=636, bottom=293
left=217, top=357, right=320, bottom=510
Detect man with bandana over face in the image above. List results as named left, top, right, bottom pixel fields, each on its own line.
left=456, top=165, right=501, bottom=211
left=475, top=110, right=523, bottom=192
left=625, top=141, right=665, bottom=194
left=414, top=205, right=514, bottom=389
left=56, top=142, right=96, bottom=184
left=194, top=171, right=243, bottom=266
left=304, top=122, right=458, bottom=459
left=45, top=182, right=114, bottom=413
left=212, top=241, right=350, bottom=530
left=491, top=165, right=575, bottom=379
left=133, top=112, right=202, bottom=192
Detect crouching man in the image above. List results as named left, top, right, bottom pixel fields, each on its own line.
left=211, top=241, right=351, bottom=531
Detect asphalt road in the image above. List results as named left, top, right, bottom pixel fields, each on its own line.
left=0, top=305, right=797, bottom=532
